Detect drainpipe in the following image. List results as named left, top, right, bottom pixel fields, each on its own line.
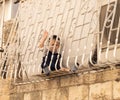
left=0, top=0, right=5, bottom=53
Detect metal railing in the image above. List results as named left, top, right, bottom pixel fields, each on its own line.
left=0, top=0, right=120, bottom=84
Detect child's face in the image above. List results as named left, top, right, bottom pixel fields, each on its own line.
left=49, top=39, right=60, bottom=52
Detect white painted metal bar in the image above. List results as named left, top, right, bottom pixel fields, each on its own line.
left=17, top=0, right=44, bottom=80
left=50, top=1, right=67, bottom=71
left=60, top=0, right=80, bottom=68
left=67, top=0, right=90, bottom=67
left=0, top=6, right=20, bottom=79
left=90, top=0, right=120, bottom=68
left=0, top=0, right=5, bottom=48
left=1, top=0, right=120, bottom=84
left=113, top=16, right=120, bottom=62
left=31, top=0, right=57, bottom=74
left=66, top=0, right=81, bottom=68
left=105, top=0, right=118, bottom=61
left=50, top=1, right=77, bottom=68
left=43, top=0, right=68, bottom=72
left=98, top=0, right=111, bottom=63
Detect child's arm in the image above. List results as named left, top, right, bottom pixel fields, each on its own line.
left=39, top=31, right=48, bottom=48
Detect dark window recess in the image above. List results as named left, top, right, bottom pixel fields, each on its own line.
left=0, top=47, right=4, bottom=52
left=99, top=0, right=120, bottom=47
left=91, top=47, right=97, bottom=64
left=14, top=0, right=20, bottom=4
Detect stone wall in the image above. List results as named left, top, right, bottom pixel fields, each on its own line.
left=0, top=0, right=120, bottom=100
left=2, top=20, right=13, bottom=45
left=0, top=79, right=11, bottom=100
left=0, top=68, right=120, bottom=100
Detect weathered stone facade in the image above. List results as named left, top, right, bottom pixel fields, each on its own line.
left=0, top=69, right=120, bottom=100
left=2, top=20, right=13, bottom=45
left=0, top=0, right=120, bottom=100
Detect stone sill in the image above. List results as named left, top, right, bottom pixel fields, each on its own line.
left=9, top=68, right=120, bottom=94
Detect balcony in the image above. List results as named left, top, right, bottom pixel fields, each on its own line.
left=0, top=0, right=120, bottom=85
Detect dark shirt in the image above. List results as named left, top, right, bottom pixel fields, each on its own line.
left=41, top=51, right=61, bottom=71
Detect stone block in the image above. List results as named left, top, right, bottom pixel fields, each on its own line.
left=83, top=73, right=91, bottom=84
left=89, top=82, right=112, bottom=100
left=34, top=78, right=60, bottom=91
left=10, top=93, right=24, bottom=100
left=103, top=69, right=118, bottom=82
left=113, top=81, right=120, bottom=100
left=0, top=79, right=11, bottom=95
left=33, top=81, right=48, bottom=91
left=88, top=72, right=97, bottom=84
left=95, top=71, right=103, bottom=83
left=42, top=89, right=56, bottom=100
left=29, top=91, right=42, bottom=100
left=3, top=20, right=13, bottom=45
left=42, top=88, right=69, bottom=100
left=16, top=84, right=34, bottom=93
left=0, top=95, right=9, bottom=100
left=24, top=93, right=30, bottom=100
left=55, top=88, right=69, bottom=100
left=60, top=74, right=83, bottom=87
left=69, top=85, right=88, bottom=100
left=46, top=78, right=60, bottom=89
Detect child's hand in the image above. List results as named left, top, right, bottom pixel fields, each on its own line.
left=39, top=30, right=48, bottom=48
left=43, top=30, right=48, bottom=40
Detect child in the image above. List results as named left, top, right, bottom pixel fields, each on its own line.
left=39, top=31, right=69, bottom=75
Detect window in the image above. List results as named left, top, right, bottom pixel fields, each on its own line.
left=11, top=1, right=19, bottom=18
left=99, top=0, right=120, bottom=49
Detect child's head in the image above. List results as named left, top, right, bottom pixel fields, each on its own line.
left=48, top=35, right=60, bottom=53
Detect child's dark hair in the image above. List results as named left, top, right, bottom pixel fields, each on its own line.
left=49, top=35, right=60, bottom=41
